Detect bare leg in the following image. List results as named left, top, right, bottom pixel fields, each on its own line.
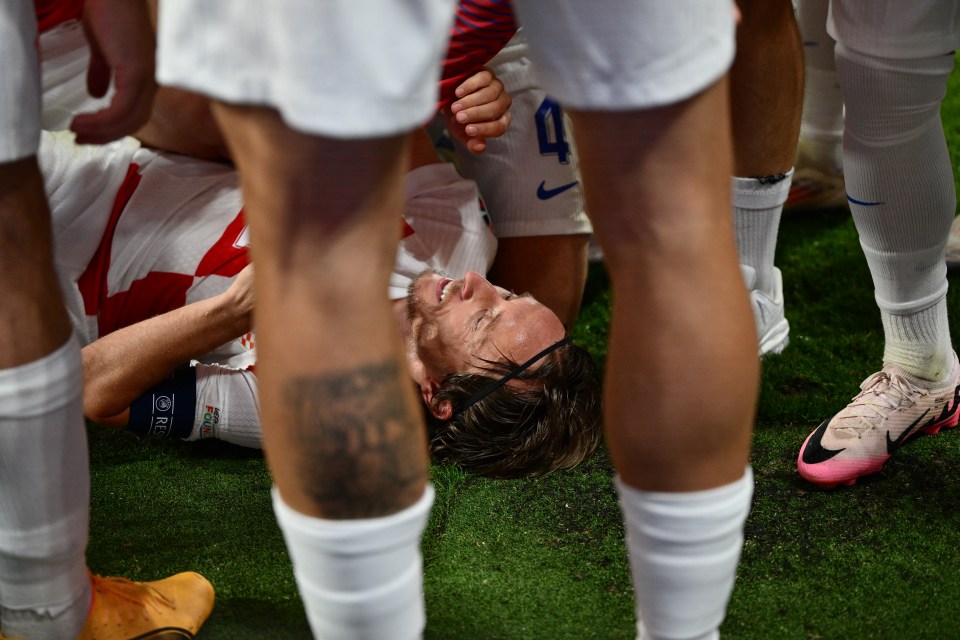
left=730, top=0, right=804, bottom=178
left=0, top=157, right=90, bottom=638
left=0, top=158, right=73, bottom=367
left=572, top=76, right=757, bottom=640
left=212, top=104, right=428, bottom=519
left=571, top=76, right=757, bottom=492
left=212, top=104, right=432, bottom=639
left=727, top=0, right=804, bottom=356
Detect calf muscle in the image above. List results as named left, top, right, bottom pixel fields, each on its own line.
left=284, top=359, right=427, bottom=519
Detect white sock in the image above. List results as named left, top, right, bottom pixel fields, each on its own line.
left=189, top=363, right=262, bottom=448
left=838, top=47, right=955, bottom=318
left=796, top=0, right=843, bottom=171
left=882, top=298, right=953, bottom=383
left=272, top=484, right=435, bottom=640
left=617, top=468, right=753, bottom=640
left=734, top=173, right=791, bottom=294
left=0, top=337, right=91, bottom=639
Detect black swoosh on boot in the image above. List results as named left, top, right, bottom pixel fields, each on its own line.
left=801, top=416, right=845, bottom=464
left=885, top=409, right=930, bottom=454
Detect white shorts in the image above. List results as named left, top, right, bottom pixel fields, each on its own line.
left=449, top=32, right=591, bottom=239
left=829, top=0, right=960, bottom=59
left=512, top=0, right=736, bottom=110
left=158, top=0, right=734, bottom=140
left=0, top=0, right=41, bottom=162
left=157, top=0, right=457, bottom=138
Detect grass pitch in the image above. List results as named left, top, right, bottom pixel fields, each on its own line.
left=86, top=59, right=960, bottom=639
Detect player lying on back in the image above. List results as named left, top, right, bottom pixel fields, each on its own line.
left=41, top=128, right=601, bottom=479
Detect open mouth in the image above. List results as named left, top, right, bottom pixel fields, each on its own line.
left=437, top=278, right=456, bottom=304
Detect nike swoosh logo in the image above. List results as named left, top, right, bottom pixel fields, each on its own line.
left=917, top=383, right=960, bottom=434
left=537, top=180, right=578, bottom=200
left=801, top=417, right=845, bottom=464
left=847, top=195, right=885, bottom=206
left=885, top=409, right=930, bottom=454
left=938, top=384, right=960, bottom=423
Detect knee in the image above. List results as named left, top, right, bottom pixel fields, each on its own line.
left=836, top=45, right=953, bottom=144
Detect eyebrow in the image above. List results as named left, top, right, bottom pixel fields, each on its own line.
left=483, top=309, right=504, bottom=335
left=471, top=292, right=536, bottom=346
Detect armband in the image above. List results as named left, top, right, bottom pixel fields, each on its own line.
left=128, top=365, right=197, bottom=440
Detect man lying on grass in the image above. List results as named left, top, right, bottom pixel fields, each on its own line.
left=41, top=129, right=602, bottom=479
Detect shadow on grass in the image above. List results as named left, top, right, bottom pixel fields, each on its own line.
left=199, top=597, right=311, bottom=639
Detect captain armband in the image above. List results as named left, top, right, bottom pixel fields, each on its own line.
left=127, top=364, right=197, bottom=439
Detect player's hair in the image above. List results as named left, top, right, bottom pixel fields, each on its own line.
left=425, top=341, right=602, bottom=479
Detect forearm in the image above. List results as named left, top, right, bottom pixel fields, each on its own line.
left=82, top=291, right=250, bottom=421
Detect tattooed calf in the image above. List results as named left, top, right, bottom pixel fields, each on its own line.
left=284, top=359, right=426, bottom=518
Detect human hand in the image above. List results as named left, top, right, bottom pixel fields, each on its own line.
left=444, top=68, right=512, bottom=154
left=70, top=0, right=157, bottom=144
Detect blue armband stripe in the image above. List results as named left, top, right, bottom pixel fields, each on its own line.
left=128, top=365, right=197, bottom=440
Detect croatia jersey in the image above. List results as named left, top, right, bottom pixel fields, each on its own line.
left=39, top=131, right=497, bottom=371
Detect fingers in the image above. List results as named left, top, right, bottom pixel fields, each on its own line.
left=445, top=69, right=512, bottom=153
left=70, top=0, right=157, bottom=144
left=453, top=68, right=496, bottom=100
left=71, top=74, right=156, bottom=145
left=449, top=76, right=511, bottom=123
left=462, top=110, right=512, bottom=141
left=445, top=108, right=512, bottom=155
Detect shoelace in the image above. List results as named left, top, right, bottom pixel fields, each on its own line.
left=832, top=369, right=929, bottom=437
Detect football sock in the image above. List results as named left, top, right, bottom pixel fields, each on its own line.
left=796, top=0, right=843, bottom=171
left=838, top=47, right=955, bottom=320
left=882, top=298, right=953, bottom=383
left=733, top=172, right=791, bottom=294
left=616, top=468, right=753, bottom=640
left=0, top=337, right=91, bottom=639
left=272, top=484, right=434, bottom=640
left=189, top=363, right=261, bottom=448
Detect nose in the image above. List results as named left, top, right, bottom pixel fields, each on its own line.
left=459, top=271, right=494, bottom=301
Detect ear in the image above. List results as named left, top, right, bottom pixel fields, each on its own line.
left=419, top=377, right=454, bottom=421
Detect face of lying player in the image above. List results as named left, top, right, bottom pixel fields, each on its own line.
left=406, top=270, right=566, bottom=410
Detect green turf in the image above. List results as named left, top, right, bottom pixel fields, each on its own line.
left=85, top=59, right=960, bottom=639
